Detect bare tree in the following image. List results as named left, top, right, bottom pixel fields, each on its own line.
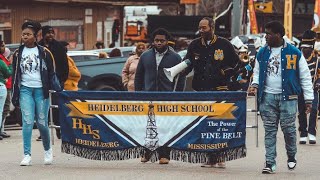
left=158, top=5, right=179, bottom=15
left=197, top=0, right=232, bottom=16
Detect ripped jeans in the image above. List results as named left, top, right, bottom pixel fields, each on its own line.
left=20, top=85, right=50, bottom=155
left=259, top=92, right=297, bottom=165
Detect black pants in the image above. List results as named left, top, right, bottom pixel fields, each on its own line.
left=145, top=146, right=170, bottom=159
left=158, top=146, right=170, bottom=159
left=298, top=92, right=318, bottom=137
left=207, top=153, right=218, bottom=164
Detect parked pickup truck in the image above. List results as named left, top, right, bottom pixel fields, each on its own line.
left=75, top=49, right=194, bottom=91
left=75, top=56, right=127, bottom=91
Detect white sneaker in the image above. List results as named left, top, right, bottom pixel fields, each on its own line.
left=20, top=155, right=32, bottom=166
left=44, top=148, right=53, bottom=165
left=308, top=134, right=316, bottom=144
left=299, top=137, right=307, bottom=144
left=214, top=162, right=226, bottom=168
left=287, top=157, right=297, bottom=170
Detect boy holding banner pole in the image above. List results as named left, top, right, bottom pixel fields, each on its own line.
left=134, top=28, right=186, bottom=164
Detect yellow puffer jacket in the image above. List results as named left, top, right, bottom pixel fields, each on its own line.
left=64, top=56, right=81, bottom=91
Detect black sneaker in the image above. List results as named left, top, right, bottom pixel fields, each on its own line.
left=0, top=132, right=10, bottom=138
left=287, top=157, right=297, bottom=170
left=36, top=136, right=42, bottom=141
left=262, top=162, right=276, bottom=174
left=56, top=129, right=61, bottom=139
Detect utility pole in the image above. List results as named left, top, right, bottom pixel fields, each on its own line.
left=231, top=0, right=243, bottom=37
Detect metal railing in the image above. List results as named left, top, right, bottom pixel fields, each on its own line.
left=49, top=90, right=60, bottom=145
left=246, top=93, right=259, bottom=147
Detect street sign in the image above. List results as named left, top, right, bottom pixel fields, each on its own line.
left=254, top=1, right=273, bottom=13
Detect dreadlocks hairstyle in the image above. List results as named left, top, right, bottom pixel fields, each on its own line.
left=265, top=21, right=285, bottom=37
left=151, top=28, right=171, bottom=41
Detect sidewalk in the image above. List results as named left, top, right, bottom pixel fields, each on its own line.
left=0, top=99, right=319, bottom=180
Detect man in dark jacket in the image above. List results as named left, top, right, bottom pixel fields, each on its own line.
left=135, top=28, right=185, bottom=92
left=185, top=17, right=239, bottom=91
left=38, top=25, right=69, bottom=140
left=184, top=17, right=240, bottom=168
left=134, top=28, right=186, bottom=164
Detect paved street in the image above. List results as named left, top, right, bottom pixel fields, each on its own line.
left=1, top=98, right=320, bottom=180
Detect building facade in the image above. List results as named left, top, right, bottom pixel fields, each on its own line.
left=0, top=0, right=179, bottom=50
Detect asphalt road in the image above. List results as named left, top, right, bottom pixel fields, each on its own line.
left=1, top=98, right=320, bottom=180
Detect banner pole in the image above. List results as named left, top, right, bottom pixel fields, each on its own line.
left=49, top=90, right=55, bottom=145
left=255, top=93, right=259, bottom=147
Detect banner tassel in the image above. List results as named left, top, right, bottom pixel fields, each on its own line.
left=170, top=145, right=246, bottom=164
left=61, top=141, right=144, bottom=161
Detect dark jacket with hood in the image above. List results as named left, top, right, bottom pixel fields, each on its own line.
left=11, top=44, right=56, bottom=106
left=38, top=38, right=69, bottom=86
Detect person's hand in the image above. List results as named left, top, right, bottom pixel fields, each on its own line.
left=9, top=56, right=13, bottom=64
left=239, top=79, right=248, bottom=84
left=305, top=103, right=312, bottom=114
left=248, top=87, right=257, bottom=96
left=315, top=83, right=320, bottom=90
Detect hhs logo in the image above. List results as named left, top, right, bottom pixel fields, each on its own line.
left=72, top=118, right=100, bottom=139
left=286, top=55, right=297, bottom=70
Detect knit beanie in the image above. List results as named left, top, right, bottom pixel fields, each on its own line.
left=42, top=25, right=55, bottom=37
left=301, top=30, right=316, bottom=48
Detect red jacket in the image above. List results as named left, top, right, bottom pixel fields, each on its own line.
left=0, top=54, right=12, bottom=89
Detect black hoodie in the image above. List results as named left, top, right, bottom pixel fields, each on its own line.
left=38, top=38, right=69, bottom=86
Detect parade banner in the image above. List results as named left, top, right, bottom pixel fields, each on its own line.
left=58, top=91, right=247, bottom=163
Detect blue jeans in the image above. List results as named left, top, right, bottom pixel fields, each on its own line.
left=259, top=92, right=297, bottom=165
left=298, top=91, right=318, bottom=137
left=0, top=83, right=7, bottom=131
left=20, top=85, right=50, bottom=155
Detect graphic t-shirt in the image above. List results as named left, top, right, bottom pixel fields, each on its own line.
left=20, top=47, right=42, bottom=87
left=264, top=47, right=282, bottom=94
